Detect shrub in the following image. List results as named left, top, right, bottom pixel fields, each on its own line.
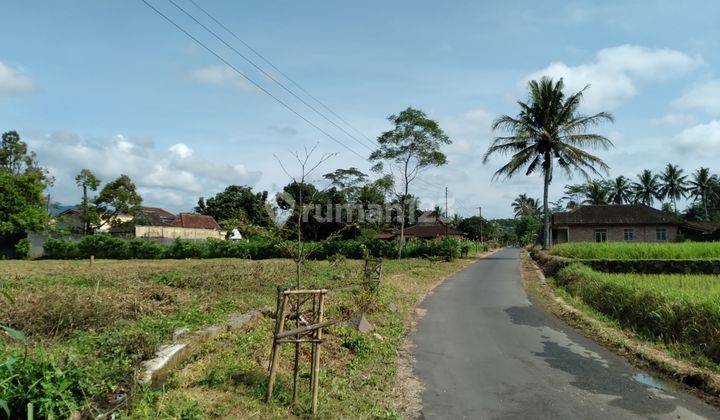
left=43, top=238, right=80, bottom=259
left=40, top=236, right=477, bottom=261
left=0, top=351, right=96, bottom=418
left=14, top=238, right=30, bottom=259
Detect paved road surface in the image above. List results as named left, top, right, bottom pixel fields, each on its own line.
left=412, top=247, right=718, bottom=419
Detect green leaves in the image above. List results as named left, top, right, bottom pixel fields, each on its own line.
left=1, top=324, right=27, bottom=342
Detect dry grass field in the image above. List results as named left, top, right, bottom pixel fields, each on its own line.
left=1, top=254, right=484, bottom=418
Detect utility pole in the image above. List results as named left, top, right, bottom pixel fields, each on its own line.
left=478, top=206, right=483, bottom=243
left=445, top=187, right=449, bottom=238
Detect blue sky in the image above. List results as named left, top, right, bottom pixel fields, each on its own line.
left=2, top=1, right=720, bottom=218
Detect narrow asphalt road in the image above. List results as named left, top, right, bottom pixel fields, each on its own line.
left=412, top=247, right=719, bottom=419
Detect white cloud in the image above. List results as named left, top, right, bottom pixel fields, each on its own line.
left=651, top=112, right=698, bottom=126
left=169, top=143, right=193, bottom=158
left=524, top=45, right=701, bottom=111
left=24, top=130, right=262, bottom=212
left=673, top=79, right=720, bottom=115
left=673, top=120, right=720, bottom=158
left=190, top=65, right=254, bottom=90
left=0, top=61, right=35, bottom=95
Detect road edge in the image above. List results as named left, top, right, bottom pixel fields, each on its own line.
left=519, top=249, right=720, bottom=409
left=392, top=247, right=502, bottom=419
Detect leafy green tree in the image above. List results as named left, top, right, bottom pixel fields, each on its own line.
left=515, top=213, right=542, bottom=245
left=484, top=77, right=613, bottom=249
left=1, top=131, right=42, bottom=177
left=369, top=107, right=451, bottom=257
left=323, top=167, right=368, bottom=200
left=457, top=215, right=496, bottom=241
left=608, top=175, right=632, bottom=204
left=659, top=163, right=688, bottom=213
left=687, top=167, right=718, bottom=220
left=196, top=185, right=274, bottom=228
left=93, top=174, right=142, bottom=229
left=0, top=131, right=50, bottom=251
left=74, top=169, right=101, bottom=234
left=0, top=171, right=48, bottom=236
left=631, top=169, right=661, bottom=206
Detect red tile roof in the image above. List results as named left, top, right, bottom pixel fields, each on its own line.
left=403, top=223, right=465, bottom=239
left=171, top=213, right=222, bottom=230
left=372, top=232, right=397, bottom=240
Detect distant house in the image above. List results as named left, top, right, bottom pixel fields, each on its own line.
left=170, top=213, right=222, bottom=230
left=372, top=210, right=465, bottom=241
left=551, top=204, right=686, bottom=244
left=135, top=212, right=225, bottom=240
left=134, top=206, right=178, bottom=226
left=681, top=221, right=720, bottom=241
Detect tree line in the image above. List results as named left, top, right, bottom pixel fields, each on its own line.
left=511, top=164, right=719, bottom=222
left=1, top=107, right=473, bottom=256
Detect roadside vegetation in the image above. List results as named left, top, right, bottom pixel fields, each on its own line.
left=553, top=263, right=720, bottom=370
left=551, top=241, right=720, bottom=260
left=0, top=252, right=484, bottom=418
left=41, top=233, right=477, bottom=261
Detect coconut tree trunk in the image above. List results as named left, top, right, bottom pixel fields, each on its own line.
left=82, top=184, right=89, bottom=235
left=543, top=166, right=551, bottom=250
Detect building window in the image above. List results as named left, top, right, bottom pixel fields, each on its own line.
left=656, top=228, right=667, bottom=241
left=623, top=228, right=635, bottom=241
left=594, top=228, right=607, bottom=243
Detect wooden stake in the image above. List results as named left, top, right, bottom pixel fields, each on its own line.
left=266, top=293, right=289, bottom=403
left=311, top=293, right=325, bottom=416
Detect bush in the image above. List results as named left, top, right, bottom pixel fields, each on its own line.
left=0, top=351, right=96, bottom=418
left=43, top=238, right=80, bottom=259
left=14, top=238, right=30, bottom=259
left=557, top=263, right=720, bottom=363
left=41, top=235, right=477, bottom=261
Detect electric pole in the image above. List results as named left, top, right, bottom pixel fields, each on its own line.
left=478, top=206, right=483, bottom=243
left=445, top=187, right=449, bottom=238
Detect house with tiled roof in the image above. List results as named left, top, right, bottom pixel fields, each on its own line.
left=551, top=204, right=687, bottom=244
left=134, top=210, right=225, bottom=240
left=372, top=210, right=465, bottom=241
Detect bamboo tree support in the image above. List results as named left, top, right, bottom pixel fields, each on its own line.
left=266, top=288, right=329, bottom=416
left=310, top=292, right=325, bottom=415
left=363, top=258, right=382, bottom=293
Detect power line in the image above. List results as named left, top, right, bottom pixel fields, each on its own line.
left=186, top=0, right=380, bottom=150
left=176, top=0, right=449, bottom=194
left=139, top=0, right=367, bottom=161
left=141, top=0, right=449, bottom=197
left=166, top=0, right=375, bottom=153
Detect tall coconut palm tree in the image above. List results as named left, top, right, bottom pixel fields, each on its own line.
left=484, top=77, right=614, bottom=249
left=688, top=167, right=718, bottom=220
left=582, top=180, right=610, bottom=205
left=608, top=175, right=632, bottom=204
left=631, top=169, right=661, bottom=206
left=561, top=183, right=587, bottom=209
left=659, top=163, right=688, bottom=213
left=511, top=194, right=541, bottom=218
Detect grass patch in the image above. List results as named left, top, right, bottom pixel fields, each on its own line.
left=556, top=263, right=720, bottom=369
left=550, top=241, right=720, bottom=260
left=0, top=254, right=481, bottom=418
